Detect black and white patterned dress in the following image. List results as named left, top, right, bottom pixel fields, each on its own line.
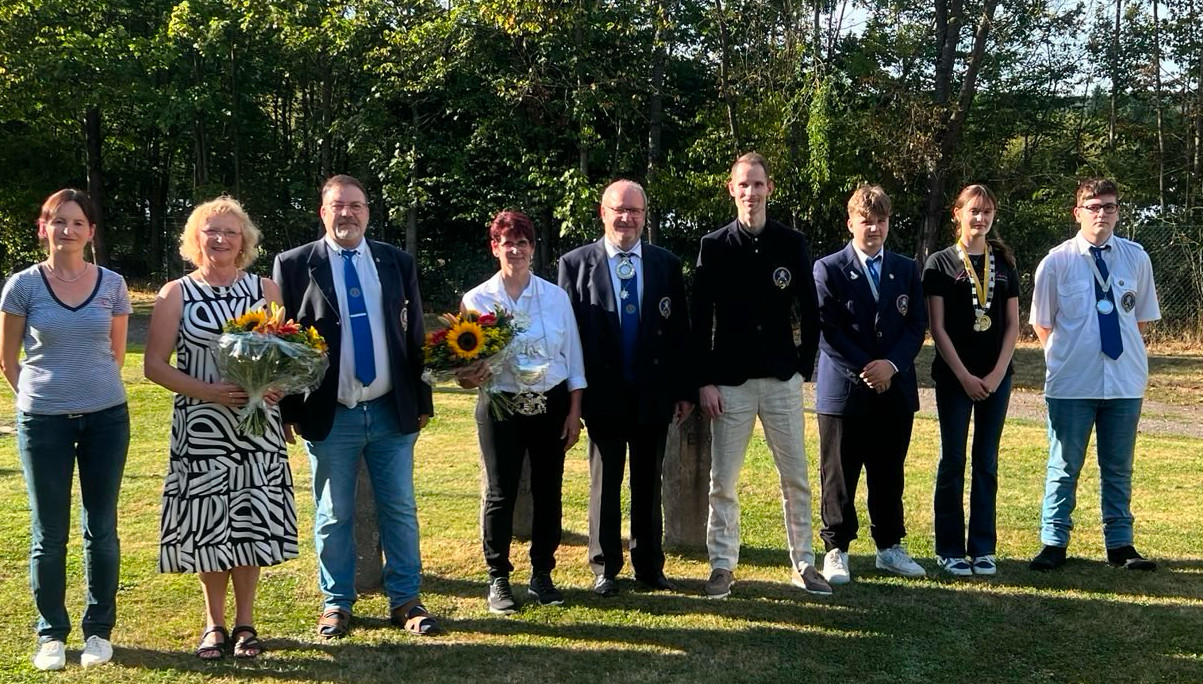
left=158, top=274, right=299, bottom=573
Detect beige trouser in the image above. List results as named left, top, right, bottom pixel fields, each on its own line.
left=706, top=373, right=814, bottom=571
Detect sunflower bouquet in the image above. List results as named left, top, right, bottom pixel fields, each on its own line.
left=422, top=305, right=524, bottom=418
left=214, top=302, right=330, bottom=436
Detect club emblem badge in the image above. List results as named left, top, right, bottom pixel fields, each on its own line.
left=896, top=294, right=909, bottom=316
left=773, top=267, right=791, bottom=289
left=659, top=296, right=672, bottom=318
left=1121, top=291, right=1136, bottom=313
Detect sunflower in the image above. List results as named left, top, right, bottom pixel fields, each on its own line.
left=446, top=320, right=485, bottom=360
left=226, top=308, right=267, bottom=333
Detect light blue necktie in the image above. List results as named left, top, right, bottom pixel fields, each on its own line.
left=1090, top=246, right=1123, bottom=360
left=866, top=255, right=882, bottom=294
left=340, top=249, right=377, bottom=385
left=618, top=254, right=640, bottom=384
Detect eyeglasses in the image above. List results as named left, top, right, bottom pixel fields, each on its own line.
left=1078, top=203, right=1119, bottom=215
left=201, top=229, right=242, bottom=239
left=604, top=205, right=646, bottom=218
left=326, top=202, right=368, bottom=214
left=496, top=238, right=532, bottom=250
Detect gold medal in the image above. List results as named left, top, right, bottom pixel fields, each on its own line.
left=974, top=313, right=992, bottom=332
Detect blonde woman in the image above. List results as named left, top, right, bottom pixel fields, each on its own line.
left=144, top=197, right=295, bottom=659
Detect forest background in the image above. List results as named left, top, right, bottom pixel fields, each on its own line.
left=1, top=0, right=1201, bottom=337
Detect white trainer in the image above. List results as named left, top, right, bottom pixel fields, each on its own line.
left=81, top=635, right=113, bottom=667
left=936, top=555, right=973, bottom=577
left=876, top=544, right=927, bottom=577
left=33, top=640, right=66, bottom=671
left=971, top=555, right=998, bottom=576
left=822, top=548, right=851, bottom=585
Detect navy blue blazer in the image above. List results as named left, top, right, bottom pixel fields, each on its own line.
left=813, top=243, right=927, bottom=416
left=558, top=239, right=692, bottom=427
left=272, top=238, right=433, bottom=441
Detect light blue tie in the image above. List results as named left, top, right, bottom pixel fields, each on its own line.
left=619, top=254, right=640, bottom=384
left=340, top=249, right=377, bottom=386
left=866, top=255, right=882, bottom=292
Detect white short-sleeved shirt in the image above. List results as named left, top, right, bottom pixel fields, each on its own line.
left=1029, top=233, right=1160, bottom=399
left=461, top=272, right=586, bottom=394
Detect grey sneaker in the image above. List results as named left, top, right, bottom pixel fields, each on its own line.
left=792, top=563, right=834, bottom=596
left=822, top=549, right=851, bottom=585
left=876, top=544, right=926, bottom=577
left=487, top=576, right=518, bottom=615
left=704, top=568, right=734, bottom=599
left=33, top=640, right=66, bottom=671
left=936, top=555, right=973, bottom=577
left=80, top=635, right=113, bottom=667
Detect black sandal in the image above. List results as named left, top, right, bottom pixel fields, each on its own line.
left=196, top=625, right=229, bottom=660
left=231, top=625, right=263, bottom=659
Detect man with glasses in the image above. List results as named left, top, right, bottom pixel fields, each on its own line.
left=559, top=180, right=693, bottom=596
left=691, top=153, right=831, bottom=599
left=1028, top=178, right=1161, bottom=572
left=273, top=174, right=441, bottom=636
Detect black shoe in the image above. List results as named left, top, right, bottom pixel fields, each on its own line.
left=1029, top=545, right=1067, bottom=571
left=528, top=572, right=565, bottom=606
left=593, top=575, right=619, bottom=597
left=1108, top=545, right=1157, bottom=571
left=487, top=577, right=518, bottom=615
left=635, top=574, right=677, bottom=592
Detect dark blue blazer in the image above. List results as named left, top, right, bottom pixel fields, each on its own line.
left=813, top=243, right=927, bottom=416
left=272, top=238, right=433, bottom=441
left=558, top=239, right=692, bottom=427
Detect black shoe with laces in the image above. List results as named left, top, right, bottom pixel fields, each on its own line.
left=1029, top=545, right=1067, bottom=571
left=528, top=572, right=565, bottom=606
left=487, top=576, right=518, bottom=615
left=1108, top=545, right=1157, bottom=571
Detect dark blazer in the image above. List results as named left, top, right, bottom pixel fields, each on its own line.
left=813, top=243, right=927, bottom=416
left=272, top=238, right=433, bottom=441
left=558, top=239, right=692, bottom=427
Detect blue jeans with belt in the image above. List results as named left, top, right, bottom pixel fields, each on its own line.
left=933, top=374, right=1012, bottom=558
left=17, top=403, right=130, bottom=643
left=1041, top=397, right=1143, bottom=549
left=304, top=396, right=422, bottom=612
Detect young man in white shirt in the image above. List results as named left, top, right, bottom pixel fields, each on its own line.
left=1028, top=178, right=1160, bottom=572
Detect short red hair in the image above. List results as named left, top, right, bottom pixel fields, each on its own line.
left=488, top=210, right=535, bottom=244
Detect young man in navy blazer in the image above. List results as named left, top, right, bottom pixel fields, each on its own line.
left=813, top=184, right=928, bottom=584
left=558, top=180, right=693, bottom=596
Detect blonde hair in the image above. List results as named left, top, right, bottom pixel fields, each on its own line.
left=179, top=196, right=261, bottom=269
left=847, top=184, right=892, bottom=218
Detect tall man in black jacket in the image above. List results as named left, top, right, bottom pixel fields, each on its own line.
left=692, top=153, right=832, bottom=599
left=559, top=180, right=693, bottom=596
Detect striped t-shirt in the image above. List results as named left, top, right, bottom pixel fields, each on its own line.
left=1, top=264, right=132, bottom=415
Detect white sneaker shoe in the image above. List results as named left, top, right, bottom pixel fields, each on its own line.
left=33, top=640, right=66, bottom=671
left=971, top=555, right=998, bottom=576
left=81, top=635, right=113, bottom=667
left=936, top=555, right=973, bottom=577
left=876, top=544, right=927, bottom=577
left=822, top=549, right=851, bottom=585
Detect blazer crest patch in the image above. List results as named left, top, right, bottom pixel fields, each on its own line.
left=772, top=267, right=792, bottom=289
left=401, top=303, right=409, bottom=333
left=659, top=296, right=672, bottom=319
left=896, top=294, right=909, bottom=316
left=1121, top=290, right=1136, bottom=313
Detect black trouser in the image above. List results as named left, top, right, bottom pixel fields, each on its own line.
left=817, top=406, right=915, bottom=552
left=479, top=383, right=569, bottom=579
left=585, top=408, right=669, bottom=580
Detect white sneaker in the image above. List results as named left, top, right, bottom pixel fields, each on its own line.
left=876, top=544, right=926, bottom=577
left=971, top=555, right=998, bottom=576
left=936, top=555, right=973, bottom=577
left=822, top=549, right=851, bottom=585
left=81, top=635, right=113, bottom=667
left=33, top=640, right=66, bottom=671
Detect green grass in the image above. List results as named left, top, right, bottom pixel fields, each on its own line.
left=1, top=353, right=1202, bottom=682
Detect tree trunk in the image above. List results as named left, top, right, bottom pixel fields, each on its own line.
left=713, top=0, right=741, bottom=153
left=646, top=0, right=670, bottom=245
left=406, top=105, right=419, bottom=256
left=1108, top=0, right=1122, bottom=149
left=83, top=106, right=109, bottom=267
left=537, top=206, right=553, bottom=276
left=321, top=58, right=334, bottom=181
left=229, top=39, right=242, bottom=198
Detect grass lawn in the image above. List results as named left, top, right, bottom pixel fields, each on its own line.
left=1, top=350, right=1202, bottom=682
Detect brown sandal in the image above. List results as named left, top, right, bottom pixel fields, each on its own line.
left=317, top=608, right=350, bottom=639
left=195, top=625, right=229, bottom=660
left=390, top=600, right=441, bottom=636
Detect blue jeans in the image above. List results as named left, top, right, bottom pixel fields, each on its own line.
left=933, top=374, right=1011, bottom=558
left=1041, top=397, right=1143, bottom=549
left=304, top=396, right=421, bottom=611
left=17, top=403, right=130, bottom=643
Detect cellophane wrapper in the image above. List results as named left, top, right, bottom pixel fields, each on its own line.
left=214, top=332, right=330, bottom=436
left=422, top=344, right=520, bottom=420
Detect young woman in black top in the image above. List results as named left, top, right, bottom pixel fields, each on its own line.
left=922, top=184, right=1020, bottom=577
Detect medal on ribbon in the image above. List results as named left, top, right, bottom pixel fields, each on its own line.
left=957, top=244, right=995, bottom=333
left=616, top=255, right=636, bottom=280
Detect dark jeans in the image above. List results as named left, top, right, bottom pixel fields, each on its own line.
left=479, top=384, right=569, bottom=579
left=818, top=405, right=914, bottom=552
left=933, top=374, right=1012, bottom=558
left=17, top=403, right=130, bottom=642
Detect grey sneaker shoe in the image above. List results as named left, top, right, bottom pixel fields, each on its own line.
left=487, top=576, right=518, bottom=615
left=822, top=549, right=851, bottom=585
left=792, top=563, right=834, bottom=596
left=876, top=544, right=926, bottom=577
left=80, top=635, right=113, bottom=667
left=704, top=568, right=734, bottom=599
